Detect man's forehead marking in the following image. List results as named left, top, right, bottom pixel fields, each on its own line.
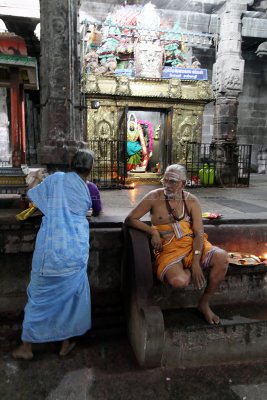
left=164, top=172, right=182, bottom=179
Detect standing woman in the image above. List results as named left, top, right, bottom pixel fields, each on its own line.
left=13, top=150, right=95, bottom=359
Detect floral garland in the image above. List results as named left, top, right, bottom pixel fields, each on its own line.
left=137, top=119, right=153, bottom=153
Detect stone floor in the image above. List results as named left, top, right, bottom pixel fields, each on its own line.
left=2, top=335, right=267, bottom=400
left=1, top=173, right=267, bottom=224
left=99, top=172, right=267, bottom=221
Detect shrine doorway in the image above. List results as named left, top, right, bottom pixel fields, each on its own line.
left=126, top=107, right=172, bottom=182
left=86, top=82, right=212, bottom=188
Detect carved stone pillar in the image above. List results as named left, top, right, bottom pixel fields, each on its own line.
left=38, top=0, right=86, bottom=170
left=0, top=88, right=11, bottom=164
left=212, top=0, right=252, bottom=184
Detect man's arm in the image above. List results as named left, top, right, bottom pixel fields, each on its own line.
left=124, top=191, right=162, bottom=251
left=189, top=195, right=206, bottom=289
left=190, top=196, right=205, bottom=253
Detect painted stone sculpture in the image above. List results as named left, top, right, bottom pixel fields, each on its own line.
left=127, top=113, right=153, bottom=172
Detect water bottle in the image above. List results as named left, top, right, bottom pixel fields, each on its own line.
left=199, top=163, right=215, bottom=185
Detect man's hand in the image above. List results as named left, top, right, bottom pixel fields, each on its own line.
left=191, top=262, right=206, bottom=290
left=151, top=230, right=163, bottom=252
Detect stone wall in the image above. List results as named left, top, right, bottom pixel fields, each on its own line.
left=1, top=217, right=267, bottom=315
left=237, top=51, right=267, bottom=170
left=194, top=47, right=267, bottom=171
left=0, top=218, right=123, bottom=314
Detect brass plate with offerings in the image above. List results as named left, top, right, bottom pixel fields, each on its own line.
left=228, top=252, right=262, bottom=266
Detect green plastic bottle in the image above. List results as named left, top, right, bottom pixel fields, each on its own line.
left=199, top=163, right=215, bottom=185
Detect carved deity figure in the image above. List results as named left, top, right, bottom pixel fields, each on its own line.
left=115, top=76, right=131, bottom=96
left=97, top=120, right=112, bottom=158
left=178, top=122, right=194, bottom=162
left=168, top=79, right=182, bottom=98
left=197, top=81, right=213, bottom=100
left=134, top=41, right=163, bottom=79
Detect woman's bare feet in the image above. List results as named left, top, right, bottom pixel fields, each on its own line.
left=59, top=340, right=76, bottom=357
left=198, top=298, right=220, bottom=325
left=12, top=343, right=33, bottom=360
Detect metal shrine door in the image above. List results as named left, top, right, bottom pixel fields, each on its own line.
left=161, top=107, right=173, bottom=171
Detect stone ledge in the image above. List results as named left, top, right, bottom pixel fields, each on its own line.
left=162, top=302, right=267, bottom=367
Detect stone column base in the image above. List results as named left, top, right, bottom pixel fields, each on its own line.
left=37, top=140, right=88, bottom=171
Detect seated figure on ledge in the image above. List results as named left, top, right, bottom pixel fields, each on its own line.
left=125, top=164, right=229, bottom=325
left=127, top=113, right=152, bottom=172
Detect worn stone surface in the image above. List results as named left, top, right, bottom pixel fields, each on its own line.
left=1, top=336, right=267, bottom=400
left=0, top=226, right=123, bottom=313
left=162, top=303, right=267, bottom=367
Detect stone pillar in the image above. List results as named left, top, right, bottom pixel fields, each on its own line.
left=38, top=0, right=86, bottom=170
left=212, top=0, right=252, bottom=184
left=0, top=88, right=11, bottom=165
left=10, top=68, right=26, bottom=167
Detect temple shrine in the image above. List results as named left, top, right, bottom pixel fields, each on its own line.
left=0, top=32, right=38, bottom=193
left=82, top=3, right=214, bottom=186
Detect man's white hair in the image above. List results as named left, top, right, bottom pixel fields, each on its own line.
left=165, top=164, right=187, bottom=181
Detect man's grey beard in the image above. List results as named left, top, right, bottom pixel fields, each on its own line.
left=163, top=189, right=182, bottom=200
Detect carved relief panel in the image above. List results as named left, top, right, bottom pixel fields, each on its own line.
left=87, top=104, right=119, bottom=180
left=173, top=109, right=203, bottom=163
left=134, top=41, right=163, bottom=79
left=87, top=105, right=117, bottom=140
left=213, top=57, right=244, bottom=95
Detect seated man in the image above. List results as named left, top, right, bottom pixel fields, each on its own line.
left=124, top=164, right=229, bottom=324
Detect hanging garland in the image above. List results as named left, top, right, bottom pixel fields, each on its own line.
left=137, top=119, right=153, bottom=153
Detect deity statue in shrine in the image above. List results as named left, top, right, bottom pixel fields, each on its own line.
left=126, top=113, right=153, bottom=172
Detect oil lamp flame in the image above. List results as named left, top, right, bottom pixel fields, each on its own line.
left=259, top=253, right=267, bottom=264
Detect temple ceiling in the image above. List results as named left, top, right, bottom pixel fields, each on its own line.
left=80, top=0, right=267, bottom=23
left=0, top=1, right=266, bottom=55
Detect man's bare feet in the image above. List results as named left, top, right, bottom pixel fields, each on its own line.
left=59, top=340, right=76, bottom=357
left=12, top=343, right=33, bottom=360
left=198, top=299, right=220, bottom=325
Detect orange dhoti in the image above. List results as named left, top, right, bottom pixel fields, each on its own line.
left=153, top=221, right=218, bottom=282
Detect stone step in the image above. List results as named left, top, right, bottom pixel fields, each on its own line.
left=162, top=302, right=267, bottom=368
left=149, top=264, right=267, bottom=309
left=128, top=300, right=267, bottom=368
